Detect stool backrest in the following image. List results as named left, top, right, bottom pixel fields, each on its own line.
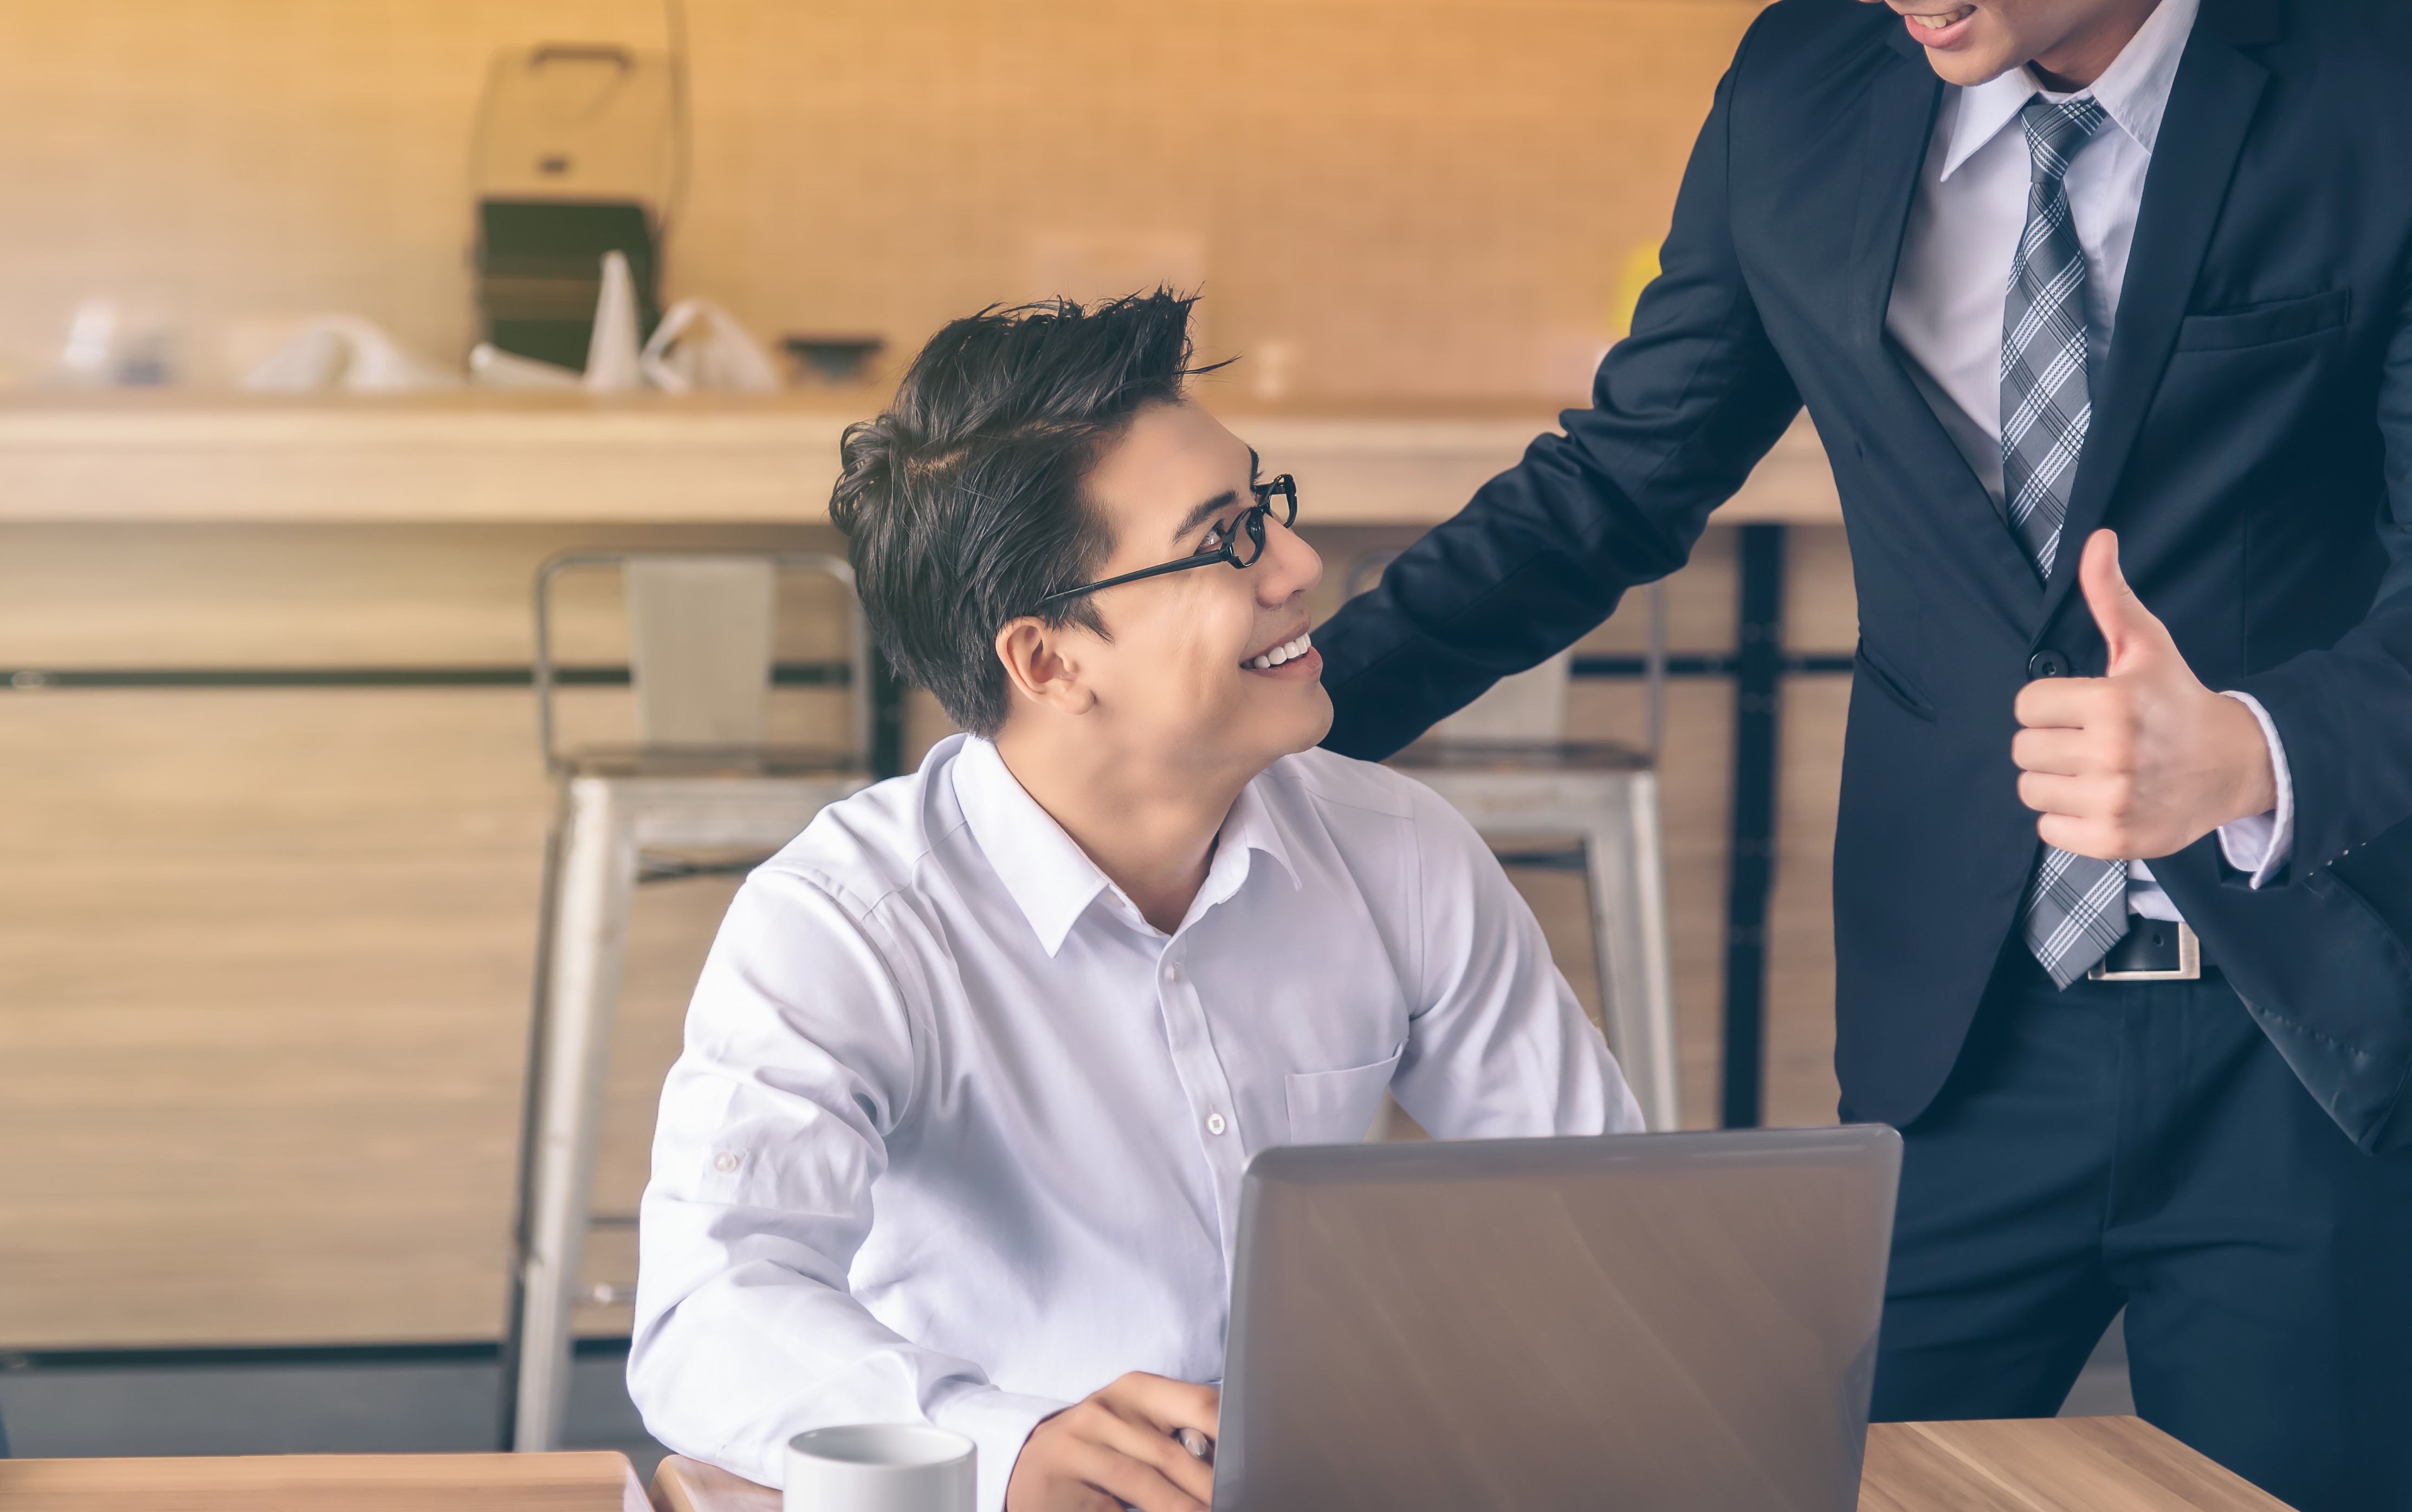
left=1434, top=654, right=1573, bottom=742
left=624, top=557, right=777, bottom=747
left=534, top=550, right=871, bottom=773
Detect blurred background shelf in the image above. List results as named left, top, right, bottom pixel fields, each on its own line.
left=0, top=395, right=1838, bottom=526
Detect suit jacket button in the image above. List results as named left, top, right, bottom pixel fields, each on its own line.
left=2028, top=649, right=2070, bottom=679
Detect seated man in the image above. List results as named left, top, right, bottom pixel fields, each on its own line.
left=628, top=290, right=1641, bottom=1512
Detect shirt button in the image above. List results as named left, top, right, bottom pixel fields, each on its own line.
left=1165, top=964, right=1180, bottom=981
left=712, top=1151, right=740, bottom=1173
left=1205, top=1113, right=1227, bottom=1136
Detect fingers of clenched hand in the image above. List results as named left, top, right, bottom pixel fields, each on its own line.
left=1093, top=1375, right=1218, bottom=1507
left=2013, top=673, right=2104, bottom=731
left=2018, top=767, right=2136, bottom=823
left=2035, top=809, right=2126, bottom=862
left=1077, top=1406, right=1211, bottom=1509
left=1061, top=1427, right=1208, bottom=1512
left=1013, top=1398, right=1203, bottom=1512
left=2013, top=682, right=2141, bottom=784
left=1004, top=1374, right=1215, bottom=1512
left=2010, top=726, right=2090, bottom=779
left=1101, top=1373, right=1221, bottom=1442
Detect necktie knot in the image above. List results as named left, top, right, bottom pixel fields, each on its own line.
left=2020, top=96, right=2109, bottom=187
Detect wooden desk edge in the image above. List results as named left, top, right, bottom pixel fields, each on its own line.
left=651, top=1454, right=782, bottom=1512
left=0, top=1450, right=648, bottom=1508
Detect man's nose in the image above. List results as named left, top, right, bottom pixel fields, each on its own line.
left=1257, top=515, right=1322, bottom=602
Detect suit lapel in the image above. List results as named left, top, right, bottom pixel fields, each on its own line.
left=2036, top=0, right=2274, bottom=632
left=1850, top=33, right=1942, bottom=352
left=1852, top=37, right=2045, bottom=598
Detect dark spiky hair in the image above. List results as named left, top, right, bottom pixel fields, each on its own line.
left=829, top=289, right=1208, bottom=735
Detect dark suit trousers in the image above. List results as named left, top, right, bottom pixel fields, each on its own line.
left=1859, top=941, right=2412, bottom=1511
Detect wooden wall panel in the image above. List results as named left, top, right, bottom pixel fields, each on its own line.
left=0, top=690, right=545, bottom=1347
left=0, top=1, right=1761, bottom=400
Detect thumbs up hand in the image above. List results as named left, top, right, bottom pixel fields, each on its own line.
left=2012, top=530, right=2277, bottom=861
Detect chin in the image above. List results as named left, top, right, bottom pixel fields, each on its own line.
left=1250, top=688, right=1336, bottom=766
left=1289, top=688, right=1336, bottom=754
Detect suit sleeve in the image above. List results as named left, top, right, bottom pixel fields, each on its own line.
left=1315, top=22, right=1804, bottom=760
left=2236, top=269, right=2412, bottom=873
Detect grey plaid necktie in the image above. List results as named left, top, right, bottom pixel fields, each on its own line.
left=2004, top=95, right=2127, bottom=988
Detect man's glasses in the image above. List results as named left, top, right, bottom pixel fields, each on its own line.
left=1032, top=475, right=1298, bottom=611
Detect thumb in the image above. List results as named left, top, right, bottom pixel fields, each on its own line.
left=2078, top=529, right=2169, bottom=675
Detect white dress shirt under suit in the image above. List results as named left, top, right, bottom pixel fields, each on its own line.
left=1883, top=0, right=2293, bottom=922
left=628, top=734, right=1641, bottom=1509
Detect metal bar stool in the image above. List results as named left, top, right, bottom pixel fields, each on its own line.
left=1350, top=557, right=1681, bottom=1132
left=502, top=552, right=876, bottom=1451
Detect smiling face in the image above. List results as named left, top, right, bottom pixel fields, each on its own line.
left=1873, top=0, right=2162, bottom=89
left=1001, top=398, right=1330, bottom=778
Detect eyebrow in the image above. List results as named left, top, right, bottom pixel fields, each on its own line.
left=1168, top=450, right=1263, bottom=547
left=1171, top=490, right=1238, bottom=546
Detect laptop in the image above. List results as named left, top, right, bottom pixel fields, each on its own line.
left=1211, top=1125, right=1902, bottom=1511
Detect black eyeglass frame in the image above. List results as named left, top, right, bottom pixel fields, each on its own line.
left=1030, top=474, right=1298, bottom=611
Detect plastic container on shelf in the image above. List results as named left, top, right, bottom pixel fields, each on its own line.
left=470, top=41, right=684, bottom=371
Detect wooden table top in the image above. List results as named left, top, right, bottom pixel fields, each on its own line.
left=648, top=1417, right=2295, bottom=1512
left=0, top=1450, right=649, bottom=1512
left=1860, top=1419, right=2293, bottom=1511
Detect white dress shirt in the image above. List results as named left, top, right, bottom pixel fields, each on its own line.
left=1884, top=0, right=2294, bottom=917
left=628, top=733, right=1641, bottom=1510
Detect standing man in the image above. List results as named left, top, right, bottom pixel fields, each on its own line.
left=1314, top=0, right=2412, bottom=1506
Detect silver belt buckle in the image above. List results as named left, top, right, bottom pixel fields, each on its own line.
left=2088, top=920, right=2202, bottom=981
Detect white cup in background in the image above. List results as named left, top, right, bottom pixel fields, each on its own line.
left=785, top=1424, right=976, bottom=1512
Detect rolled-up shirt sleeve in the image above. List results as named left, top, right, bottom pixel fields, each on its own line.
left=626, top=867, right=1065, bottom=1510
left=1385, top=781, right=1647, bottom=1139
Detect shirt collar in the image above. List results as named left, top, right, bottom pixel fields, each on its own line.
left=1189, top=772, right=1304, bottom=920
left=952, top=736, right=1114, bottom=957
left=949, top=735, right=1303, bottom=957
left=1936, top=0, right=2201, bottom=181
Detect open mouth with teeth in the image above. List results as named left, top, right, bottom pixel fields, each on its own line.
left=1904, top=3, right=1975, bottom=26
left=1242, top=628, right=1315, bottom=672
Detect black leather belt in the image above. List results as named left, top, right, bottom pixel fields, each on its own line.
left=2088, top=919, right=2213, bottom=981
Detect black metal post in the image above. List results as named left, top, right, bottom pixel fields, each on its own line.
left=1722, top=524, right=1787, bottom=1128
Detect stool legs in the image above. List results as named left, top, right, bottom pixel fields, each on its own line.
left=1581, top=774, right=1680, bottom=1131
left=512, top=777, right=637, bottom=1451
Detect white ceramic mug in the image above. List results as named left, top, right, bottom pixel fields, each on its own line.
left=784, top=1424, right=977, bottom=1512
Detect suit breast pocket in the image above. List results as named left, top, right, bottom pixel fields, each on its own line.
left=2174, top=289, right=2351, bottom=352
left=1285, top=1050, right=1404, bottom=1146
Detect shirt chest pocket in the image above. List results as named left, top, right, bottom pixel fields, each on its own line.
left=1283, top=1048, right=1404, bottom=1146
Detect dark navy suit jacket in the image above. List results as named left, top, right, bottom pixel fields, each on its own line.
left=1315, top=0, right=2412, bottom=1150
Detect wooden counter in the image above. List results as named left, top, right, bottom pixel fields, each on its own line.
left=0, top=393, right=1840, bottom=527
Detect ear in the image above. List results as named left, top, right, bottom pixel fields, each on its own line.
left=994, top=617, right=1098, bottom=718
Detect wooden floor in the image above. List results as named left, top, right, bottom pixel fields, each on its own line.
left=0, top=521, right=1858, bottom=1348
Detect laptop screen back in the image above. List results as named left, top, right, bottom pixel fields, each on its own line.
left=1214, top=1126, right=1900, bottom=1512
